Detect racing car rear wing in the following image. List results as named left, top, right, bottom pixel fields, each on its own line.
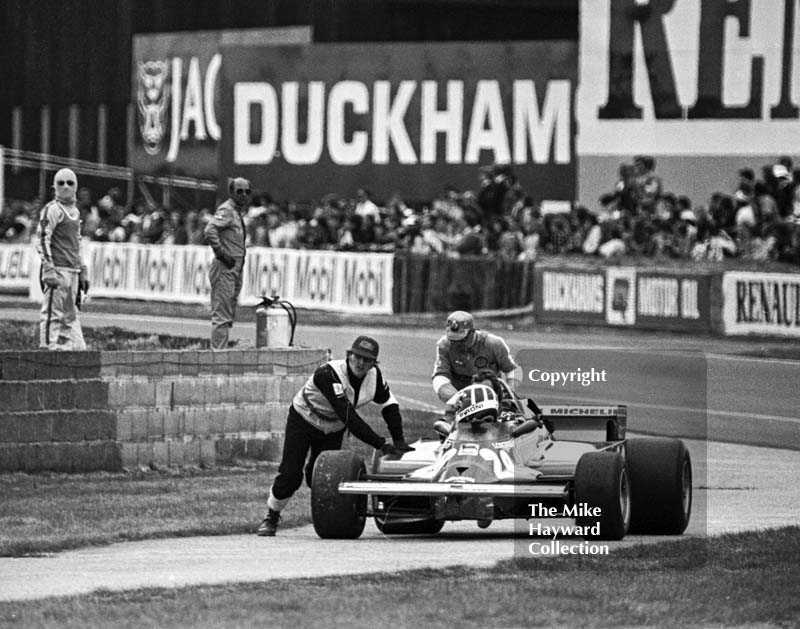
left=539, top=405, right=626, bottom=441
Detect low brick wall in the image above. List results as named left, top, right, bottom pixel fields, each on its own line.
left=0, top=348, right=328, bottom=472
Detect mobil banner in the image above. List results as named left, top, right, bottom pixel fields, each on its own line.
left=242, top=248, right=393, bottom=314
left=85, top=243, right=212, bottom=302
left=218, top=41, right=577, bottom=202
left=72, top=242, right=394, bottom=314
left=722, top=271, right=800, bottom=337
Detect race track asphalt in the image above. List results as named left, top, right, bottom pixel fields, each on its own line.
left=2, top=439, right=799, bottom=602
left=0, top=302, right=798, bottom=601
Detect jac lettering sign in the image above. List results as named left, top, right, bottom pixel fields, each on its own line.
left=723, top=271, right=800, bottom=337
left=220, top=41, right=577, bottom=201
left=579, top=0, right=800, bottom=154
left=131, top=28, right=312, bottom=178
left=132, top=33, right=223, bottom=178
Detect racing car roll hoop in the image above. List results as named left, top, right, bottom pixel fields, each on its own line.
left=310, top=379, right=692, bottom=541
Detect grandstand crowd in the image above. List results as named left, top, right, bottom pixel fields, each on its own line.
left=3, top=158, right=800, bottom=265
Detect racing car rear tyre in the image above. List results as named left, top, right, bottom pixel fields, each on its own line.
left=574, top=451, right=630, bottom=541
left=311, top=450, right=367, bottom=539
left=626, top=438, right=692, bottom=535
left=374, top=517, right=445, bottom=535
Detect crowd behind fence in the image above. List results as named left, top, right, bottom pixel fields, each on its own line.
left=3, top=160, right=800, bottom=266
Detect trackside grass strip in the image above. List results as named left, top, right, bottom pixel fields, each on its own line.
left=0, top=527, right=798, bottom=628
left=0, top=466, right=308, bottom=556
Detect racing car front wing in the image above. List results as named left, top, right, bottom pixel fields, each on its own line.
left=338, top=481, right=568, bottom=499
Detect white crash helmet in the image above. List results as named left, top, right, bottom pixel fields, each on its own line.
left=454, top=384, right=499, bottom=423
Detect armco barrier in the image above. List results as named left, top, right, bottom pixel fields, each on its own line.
left=0, top=347, right=328, bottom=472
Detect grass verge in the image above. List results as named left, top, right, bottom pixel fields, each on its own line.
left=0, top=407, right=436, bottom=557
left=0, top=465, right=309, bottom=557
left=0, top=527, right=798, bottom=628
left=1, top=320, right=213, bottom=350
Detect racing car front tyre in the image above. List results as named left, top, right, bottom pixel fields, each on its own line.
left=626, top=438, right=692, bottom=535
left=574, top=451, right=631, bottom=541
left=311, top=450, right=367, bottom=539
left=374, top=517, right=445, bottom=535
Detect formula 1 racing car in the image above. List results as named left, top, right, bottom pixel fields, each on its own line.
left=310, top=378, right=691, bottom=541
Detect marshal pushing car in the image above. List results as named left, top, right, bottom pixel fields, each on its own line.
left=310, top=377, right=692, bottom=541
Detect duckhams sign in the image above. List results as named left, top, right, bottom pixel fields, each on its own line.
left=218, top=41, right=576, bottom=201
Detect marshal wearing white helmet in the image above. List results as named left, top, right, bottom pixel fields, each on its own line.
left=431, top=310, right=521, bottom=404
left=35, top=168, right=89, bottom=350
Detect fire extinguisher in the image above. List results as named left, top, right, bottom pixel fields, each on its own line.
left=255, top=295, right=297, bottom=347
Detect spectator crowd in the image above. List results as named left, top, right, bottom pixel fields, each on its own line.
left=3, top=158, right=800, bottom=266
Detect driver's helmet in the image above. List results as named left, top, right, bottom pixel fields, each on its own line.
left=454, top=383, right=499, bottom=423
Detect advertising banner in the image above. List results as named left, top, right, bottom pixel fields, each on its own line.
left=242, top=248, right=394, bottom=314
left=577, top=0, right=800, bottom=206
left=605, top=267, right=636, bottom=326
left=76, top=242, right=394, bottom=314
left=534, top=265, right=712, bottom=332
left=534, top=267, right=606, bottom=324
left=0, top=244, right=34, bottom=292
left=218, top=41, right=577, bottom=202
left=722, top=271, right=800, bottom=337
left=636, top=272, right=711, bottom=332
left=131, top=27, right=311, bottom=179
left=86, top=243, right=212, bottom=302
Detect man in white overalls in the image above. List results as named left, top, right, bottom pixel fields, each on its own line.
left=35, top=168, right=90, bottom=350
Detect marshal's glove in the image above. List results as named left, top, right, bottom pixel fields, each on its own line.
left=41, top=263, right=60, bottom=288
left=215, top=251, right=236, bottom=269
left=78, top=269, right=90, bottom=294
left=392, top=439, right=414, bottom=453
left=379, top=442, right=400, bottom=456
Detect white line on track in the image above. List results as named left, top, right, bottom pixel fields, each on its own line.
left=527, top=392, right=800, bottom=424
left=393, top=393, right=439, bottom=412
left=6, top=308, right=800, bottom=365
left=392, top=379, right=799, bottom=425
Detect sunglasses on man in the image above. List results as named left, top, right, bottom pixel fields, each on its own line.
left=56, top=180, right=75, bottom=187
left=235, top=188, right=251, bottom=195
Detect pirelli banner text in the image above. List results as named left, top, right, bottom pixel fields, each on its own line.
left=722, top=271, right=800, bottom=338
left=52, top=243, right=393, bottom=314
left=218, top=41, right=576, bottom=202
left=534, top=266, right=711, bottom=332
left=0, top=243, right=35, bottom=292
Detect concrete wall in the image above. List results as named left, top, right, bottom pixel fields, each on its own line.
left=0, top=347, right=328, bottom=472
